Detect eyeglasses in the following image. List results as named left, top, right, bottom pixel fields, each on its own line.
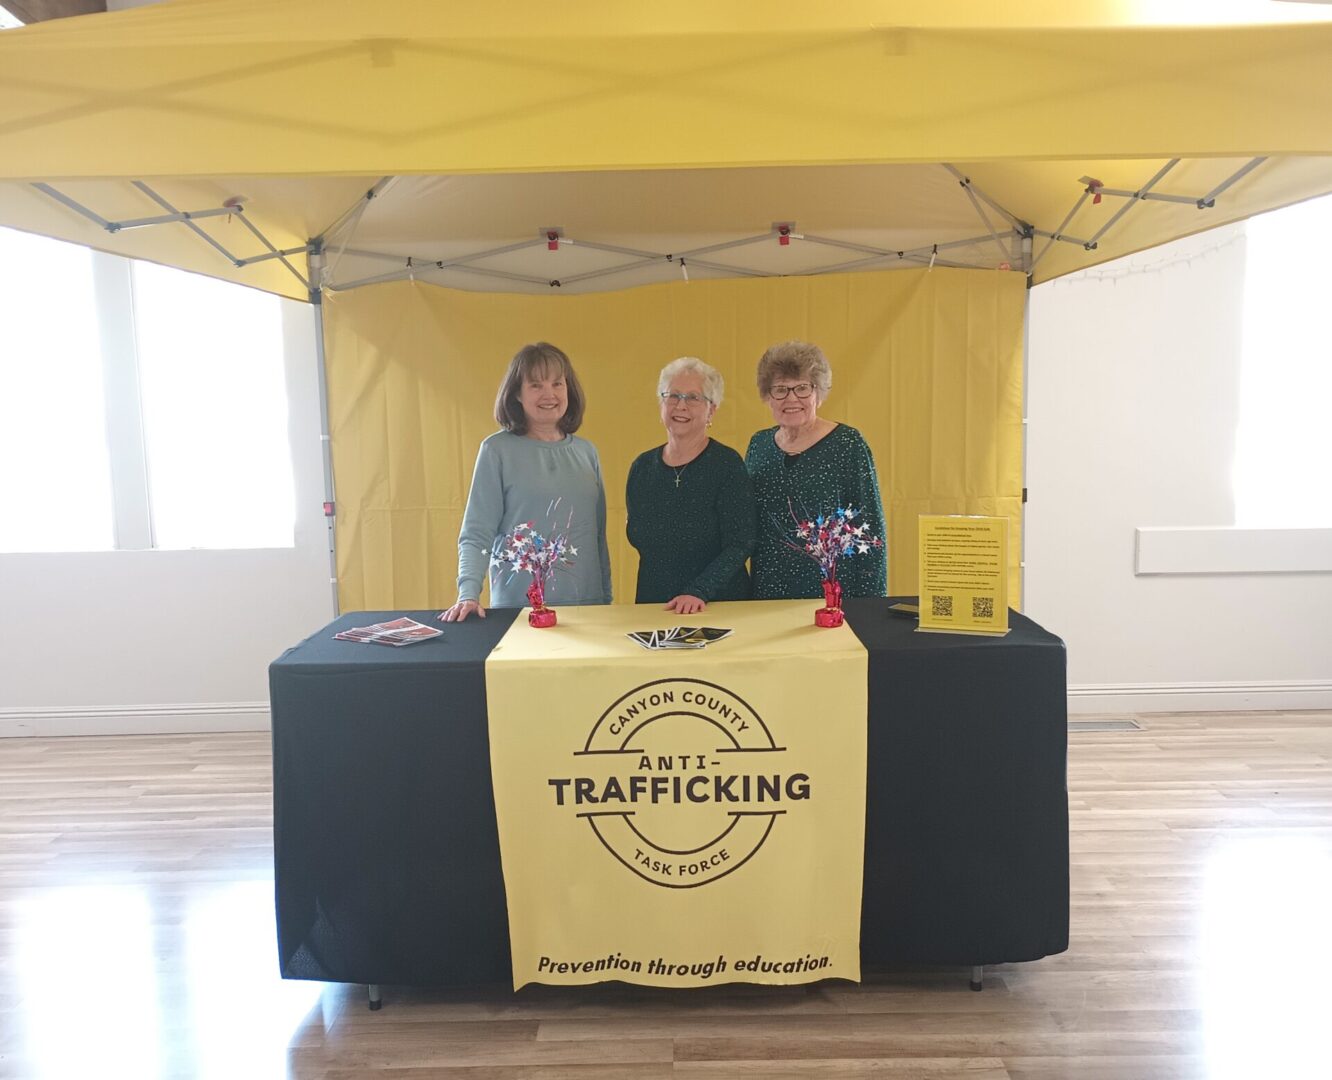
left=768, top=382, right=814, bottom=400
left=660, top=391, right=712, bottom=406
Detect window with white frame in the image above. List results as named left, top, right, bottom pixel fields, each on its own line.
left=131, top=262, right=295, bottom=549
left=0, top=226, right=296, bottom=553
left=0, top=230, right=116, bottom=552
left=1234, top=193, right=1332, bottom=528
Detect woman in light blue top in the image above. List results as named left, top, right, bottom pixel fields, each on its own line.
left=439, top=343, right=612, bottom=621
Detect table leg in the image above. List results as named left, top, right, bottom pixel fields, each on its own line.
left=969, top=965, right=984, bottom=991
left=367, top=983, right=383, bottom=1011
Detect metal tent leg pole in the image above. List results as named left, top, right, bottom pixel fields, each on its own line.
left=308, top=247, right=340, bottom=616
left=970, top=965, right=984, bottom=991
left=1020, top=284, right=1030, bottom=607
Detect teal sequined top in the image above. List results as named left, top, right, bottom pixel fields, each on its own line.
left=625, top=439, right=755, bottom=603
left=744, top=423, right=887, bottom=600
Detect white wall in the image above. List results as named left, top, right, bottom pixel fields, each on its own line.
left=1025, top=223, right=1332, bottom=713
left=0, top=303, right=335, bottom=735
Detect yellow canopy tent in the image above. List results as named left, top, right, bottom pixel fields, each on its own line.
left=3, top=0, right=1332, bottom=297
left=2, top=0, right=1331, bottom=609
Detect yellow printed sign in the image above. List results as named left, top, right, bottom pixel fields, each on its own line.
left=917, top=515, right=1010, bottom=635
left=483, top=599, right=868, bottom=989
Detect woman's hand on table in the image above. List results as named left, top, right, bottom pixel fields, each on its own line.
left=664, top=594, right=706, bottom=615
left=439, top=600, right=486, bottom=623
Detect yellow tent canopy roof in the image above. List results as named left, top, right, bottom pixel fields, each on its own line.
left=3, top=0, right=1332, bottom=297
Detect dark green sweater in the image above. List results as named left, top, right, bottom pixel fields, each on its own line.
left=625, top=439, right=755, bottom=603
left=745, top=423, right=887, bottom=600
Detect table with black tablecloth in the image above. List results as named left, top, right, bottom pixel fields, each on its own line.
left=269, top=598, right=1068, bottom=987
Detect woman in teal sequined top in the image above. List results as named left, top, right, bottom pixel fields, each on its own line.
left=626, top=358, right=755, bottom=614
left=744, top=341, right=887, bottom=600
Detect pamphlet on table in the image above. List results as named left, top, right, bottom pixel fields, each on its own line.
left=334, top=617, right=443, bottom=647
left=625, top=626, right=733, bottom=650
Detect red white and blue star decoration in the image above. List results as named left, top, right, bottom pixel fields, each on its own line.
left=490, top=501, right=576, bottom=591
left=786, top=506, right=883, bottom=582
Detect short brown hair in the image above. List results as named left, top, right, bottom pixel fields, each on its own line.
left=494, top=342, right=586, bottom=435
left=756, top=340, right=832, bottom=401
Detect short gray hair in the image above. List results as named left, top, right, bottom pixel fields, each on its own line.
left=657, top=356, right=725, bottom=408
left=756, top=341, right=832, bottom=402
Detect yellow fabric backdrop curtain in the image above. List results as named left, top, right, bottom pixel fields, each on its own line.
left=323, top=267, right=1025, bottom=610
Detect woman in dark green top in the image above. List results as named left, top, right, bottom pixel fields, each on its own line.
left=745, top=341, right=887, bottom=600
left=626, top=358, right=755, bottom=613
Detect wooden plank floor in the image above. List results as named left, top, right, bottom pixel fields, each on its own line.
left=1, top=712, right=1330, bottom=1079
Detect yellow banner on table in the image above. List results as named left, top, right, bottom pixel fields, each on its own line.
left=484, top=599, right=867, bottom=989
left=918, top=515, right=1010, bottom=635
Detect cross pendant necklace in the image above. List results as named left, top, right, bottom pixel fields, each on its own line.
left=666, top=443, right=696, bottom=488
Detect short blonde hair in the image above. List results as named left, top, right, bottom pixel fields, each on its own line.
left=756, top=341, right=831, bottom=401
left=657, top=356, right=724, bottom=408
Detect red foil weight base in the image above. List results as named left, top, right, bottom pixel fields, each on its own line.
left=814, top=607, right=844, bottom=628
left=526, top=580, right=557, bottom=627
left=815, top=580, right=844, bottom=627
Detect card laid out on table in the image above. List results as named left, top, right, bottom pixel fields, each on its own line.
left=334, top=616, right=443, bottom=647
left=625, top=626, right=733, bottom=651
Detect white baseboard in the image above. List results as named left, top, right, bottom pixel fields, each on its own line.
left=1069, top=680, right=1332, bottom=715
left=0, top=702, right=271, bottom=738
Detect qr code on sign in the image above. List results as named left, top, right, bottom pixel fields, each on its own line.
left=931, top=595, right=953, bottom=617
left=973, top=596, right=994, bottom=619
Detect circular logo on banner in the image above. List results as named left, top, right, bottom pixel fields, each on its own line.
left=544, top=678, right=810, bottom=888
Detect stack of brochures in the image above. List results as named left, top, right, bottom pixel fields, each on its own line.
left=334, top=617, right=443, bottom=647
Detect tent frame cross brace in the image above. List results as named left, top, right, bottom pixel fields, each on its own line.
left=31, top=180, right=314, bottom=291
left=30, top=156, right=1267, bottom=299
left=1027, top=157, right=1266, bottom=272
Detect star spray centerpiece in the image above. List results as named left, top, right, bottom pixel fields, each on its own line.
left=490, top=500, right=577, bottom=628
left=785, top=505, right=884, bottom=627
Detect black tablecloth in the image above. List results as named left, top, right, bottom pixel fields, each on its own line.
left=270, top=599, right=1068, bottom=986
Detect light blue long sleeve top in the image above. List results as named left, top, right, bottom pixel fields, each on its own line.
left=457, top=430, right=612, bottom=608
